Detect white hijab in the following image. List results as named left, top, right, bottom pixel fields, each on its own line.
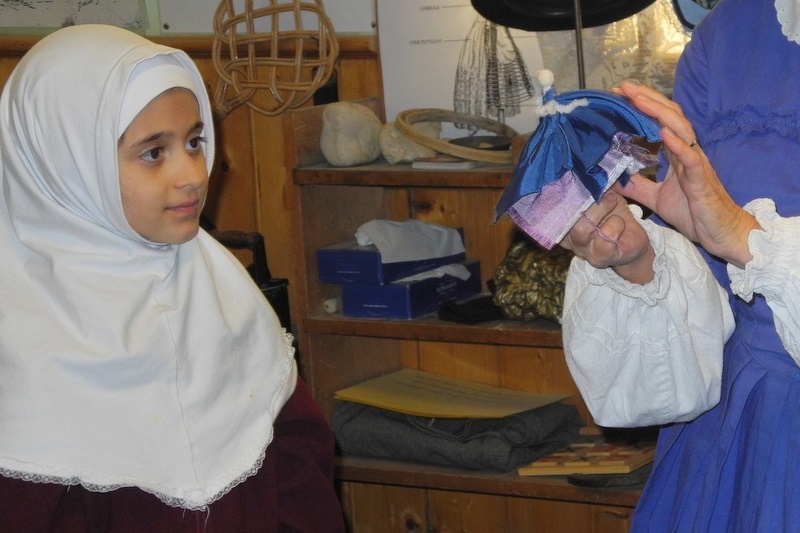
left=0, top=25, right=296, bottom=510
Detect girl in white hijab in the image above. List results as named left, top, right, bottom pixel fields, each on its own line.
left=0, top=24, right=344, bottom=531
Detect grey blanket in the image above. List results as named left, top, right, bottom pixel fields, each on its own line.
left=332, top=400, right=583, bottom=472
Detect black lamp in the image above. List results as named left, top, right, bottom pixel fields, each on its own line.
left=471, top=0, right=656, bottom=88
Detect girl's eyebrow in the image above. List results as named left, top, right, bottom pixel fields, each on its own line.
left=121, top=121, right=204, bottom=149
left=188, top=121, right=204, bottom=135
left=128, top=131, right=168, bottom=149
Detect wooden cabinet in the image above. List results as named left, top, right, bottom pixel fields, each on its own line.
left=283, top=101, right=640, bottom=532
left=337, top=458, right=635, bottom=532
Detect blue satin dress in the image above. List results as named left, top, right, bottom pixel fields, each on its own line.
left=632, top=0, right=800, bottom=530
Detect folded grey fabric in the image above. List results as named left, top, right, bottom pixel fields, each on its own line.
left=332, top=400, right=583, bottom=472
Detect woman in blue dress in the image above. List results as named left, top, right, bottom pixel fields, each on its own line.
left=560, top=0, right=800, bottom=530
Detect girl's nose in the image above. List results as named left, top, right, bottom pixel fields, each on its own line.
left=176, top=153, right=208, bottom=190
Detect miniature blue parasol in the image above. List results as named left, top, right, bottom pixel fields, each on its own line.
left=495, top=70, right=662, bottom=249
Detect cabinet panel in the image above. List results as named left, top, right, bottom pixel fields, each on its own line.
left=591, top=504, right=634, bottom=533
left=341, top=482, right=427, bottom=533
left=507, top=496, right=593, bottom=532
left=499, top=345, right=594, bottom=428
left=337, top=57, right=385, bottom=106
left=342, top=482, right=636, bottom=533
left=428, top=489, right=509, bottom=532
left=306, top=334, right=406, bottom=418
left=417, top=341, right=505, bottom=386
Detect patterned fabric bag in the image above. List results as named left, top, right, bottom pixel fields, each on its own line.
left=492, top=238, right=573, bottom=323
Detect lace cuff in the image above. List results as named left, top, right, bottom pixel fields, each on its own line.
left=727, top=199, right=800, bottom=302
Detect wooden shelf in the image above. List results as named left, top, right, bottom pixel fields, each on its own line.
left=293, top=160, right=514, bottom=188
left=285, top=100, right=641, bottom=530
left=303, top=312, right=563, bottom=348
left=336, top=456, right=641, bottom=508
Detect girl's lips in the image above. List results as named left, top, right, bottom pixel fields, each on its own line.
left=167, top=200, right=200, bottom=216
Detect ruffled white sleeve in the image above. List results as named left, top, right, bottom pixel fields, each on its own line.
left=728, top=199, right=800, bottom=366
left=562, top=206, right=734, bottom=428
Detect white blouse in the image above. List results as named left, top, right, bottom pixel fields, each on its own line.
left=560, top=201, right=800, bottom=428
left=563, top=206, right=727, bottom=428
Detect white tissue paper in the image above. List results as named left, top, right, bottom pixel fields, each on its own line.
left=355, top=219, right=470, bottom=283
left=355, top=219, right=466, bottom=263
left=394, top=264, right=472, bottom=283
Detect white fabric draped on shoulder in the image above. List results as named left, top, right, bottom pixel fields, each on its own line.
left=0, top=24, right=296, bottom=510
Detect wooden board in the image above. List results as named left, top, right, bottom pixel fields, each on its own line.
left=518, top=439, right=656, bottom=476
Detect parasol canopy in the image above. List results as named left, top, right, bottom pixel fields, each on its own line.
left=495, top=70, right=662, bottom=249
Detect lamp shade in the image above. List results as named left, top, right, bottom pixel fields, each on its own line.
left=471, top=0, right=657, bottom=31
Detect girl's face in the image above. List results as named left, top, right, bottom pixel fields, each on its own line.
left=118, top=87, right=208, bottom=245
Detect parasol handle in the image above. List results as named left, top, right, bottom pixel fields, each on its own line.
left=573, top=0, right=586, bottom=89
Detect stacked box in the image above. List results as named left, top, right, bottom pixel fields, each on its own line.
left=340, top=260, right=481, bottom=319
left=317, top=239, right=466, bottom=285
left=317, top=240, right=481, bottom=319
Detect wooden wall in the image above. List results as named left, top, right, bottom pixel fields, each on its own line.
left=0, top=34, right=383, bottom=338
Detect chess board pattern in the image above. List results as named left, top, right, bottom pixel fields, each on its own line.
left=518, top=439, right=656, bottom=476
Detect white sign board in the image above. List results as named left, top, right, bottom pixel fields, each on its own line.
left=0, top=0, right=142, bottom=29
left=377, top=0, right=544, bottom=138
left=158, top=0, right=375, bottom=35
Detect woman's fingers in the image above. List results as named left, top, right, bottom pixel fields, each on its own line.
left=660, top=127, right=702, bottom=168
left=614, top=174, right=659, bottom=213
left=616, top=82, right=699, bottom=151
left=585, top=212, right=627, bottom=263
left=563, top=193, right=630, bottom=263
left=617, top=80, right=681, bottom=113
left=616, top=81, right=699, bottom=160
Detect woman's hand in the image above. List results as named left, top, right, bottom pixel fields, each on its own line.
left=612, top=81, right=759, bottom=268
left=560, top=190, right=656, bottom=284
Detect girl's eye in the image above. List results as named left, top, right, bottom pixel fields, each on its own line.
left=140, top=147, right=162, bottom=162
left=186, top=136, right=206, bottom=152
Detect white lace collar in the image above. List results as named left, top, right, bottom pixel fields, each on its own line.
left=776, top=0, right=800, bottom=44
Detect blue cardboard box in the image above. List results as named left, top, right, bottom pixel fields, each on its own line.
left=317, top=239, right=466, bottom=285
left=340, top=260, right=481, bottom=319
